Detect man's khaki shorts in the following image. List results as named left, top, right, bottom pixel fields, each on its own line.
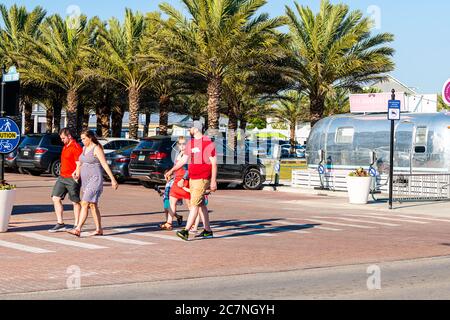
left=189, top=179, right=210, bottom=207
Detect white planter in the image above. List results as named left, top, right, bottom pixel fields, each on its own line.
left=0, top=189, right=17, bottom=233
left=346, top=176, right=371, bottom=204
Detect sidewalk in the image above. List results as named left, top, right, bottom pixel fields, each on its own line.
left=263, top=182, right=450, bottom=217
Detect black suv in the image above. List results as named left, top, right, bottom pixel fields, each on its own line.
left=129, top=136, right=266, bottom=190
left=16, top=134, right=64, bottom=177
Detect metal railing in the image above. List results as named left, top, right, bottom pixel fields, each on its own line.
left=392, top=173, right=450, bottom=203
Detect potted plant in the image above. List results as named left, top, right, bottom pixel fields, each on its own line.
left=0, top=182, right=17, bottom=233
left=346, top=168, right=372, bottom=204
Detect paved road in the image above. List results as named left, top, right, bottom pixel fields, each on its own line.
left=2, top=173, right=450, bottom=298
left=3, top=256, right=450, bottom=300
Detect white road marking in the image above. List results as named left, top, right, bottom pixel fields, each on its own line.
left=303, top=219, right=376, bottom=229
left=19, top=233, right=107, bottom=250
left=313, top=217, right=399, bottom=227
left=213, top=226, right=276, bottom=237
left=114, top=228, right=182, bottom=241
left=95, top=236, right=155, bottom=246
left=343, top=214, right=429, bottom=224
left=0, top=240, right=53, bottom=254
left=368, top=213, right=450, bottom=223
left=286, top=218, right=342, bottom=231
left=272, top=221, right=313, bottom=234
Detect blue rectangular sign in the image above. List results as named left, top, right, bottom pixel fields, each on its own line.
left=388, top=100, right=401, bottom=121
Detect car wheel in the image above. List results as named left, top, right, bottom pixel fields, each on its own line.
left=51, top=160, right=61, bottom=177
left=141, top=181, right=155, bottom=189
left=243, top=168, right=263, bottom=190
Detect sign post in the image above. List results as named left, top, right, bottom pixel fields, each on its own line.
left=388, top=89, right=400, bottom=209
left=0, top=66, right=21, bottom=183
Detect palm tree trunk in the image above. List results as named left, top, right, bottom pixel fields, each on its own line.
left=290, top=124, right=296, bottom=154
left=207, top=76, right=222, bottom=137
left=23, top=100, right=33, bottom=134
left=128, top=86, right=140, bottom=139
left=66, top=88, right=79, bottom=136
left=46, top=107, right=53, bottom=133
left=143, top=111, right=150, bottom=137
left=82, top=110, right=90, bottom=132
left=310, top=95, right=325, bottom=128
left=96, top=103, right=111, bottom=138
left=53, top=101, right=62, bottom=133
left=111, top=104, right=125, bottom=138
left=159, top=95, right=170, bottom=136
left=227, top=105, right=238, bottom=150
left=239, top=118, right=247, bottom=131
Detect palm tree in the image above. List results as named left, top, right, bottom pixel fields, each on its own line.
left=0, top=4, right=47, bottom=133
left=438, top=94, right=448, bottom=111
left=270, top=91, right=309, bottom=152
left=92, top=9, right=152, bottom=139
left=285, top=0, right=395, bottom=126
left=24, top=14, right=93, bottom=135
left=324, top=88, right=350, bottom=116
left=158, top=0, right=287, bottom=136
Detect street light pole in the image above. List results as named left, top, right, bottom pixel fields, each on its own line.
left=389, top=89, right=396, bottom=210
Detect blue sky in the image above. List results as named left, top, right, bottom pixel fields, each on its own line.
left=2, top=0, right=449, bottom=93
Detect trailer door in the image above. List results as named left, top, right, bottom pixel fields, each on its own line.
left=394, top=122, right=414, bottom=171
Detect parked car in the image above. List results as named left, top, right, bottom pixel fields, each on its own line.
left=97, top=138, right=140, bottom=154
left=129, top=136, right=266, bottom=190
left=5, top=136, right=25, bottom=172
left=280, top=144, right=306, bottom=159
left=104, top=143, right=139, bottom=183
left=16, top=133, right=64, bottom=177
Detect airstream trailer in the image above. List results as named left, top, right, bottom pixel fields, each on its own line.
left=306, top=113, right=450, bottom=174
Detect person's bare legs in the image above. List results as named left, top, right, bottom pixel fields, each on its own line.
left=184, top=205, right=200, bottom=231
left=52, top=196, right=64, bottom=224
left=90, top=203, right=102, bottom=234
left=72, top=202, right=81, bottom=226
left=75, top=201, right=90, bottom=231
left=198, top=205, right=211, bottom=231
left=167, top=197, right=179, bottom=225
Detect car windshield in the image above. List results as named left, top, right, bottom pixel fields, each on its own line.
left=20, top=136, right=42, bottom=147
left=135, top=139, right=162, bottom=150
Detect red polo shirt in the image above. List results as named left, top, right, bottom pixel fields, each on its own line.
left=185, top=136, right=216, bottom=180
left=60, top=140, right=82, bottom=178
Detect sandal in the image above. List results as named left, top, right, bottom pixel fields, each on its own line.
left=176, top=215, right=183, bottom=226
left=68, top=229, right=81, bottom=238
left=90, top=230, right=104, bottom=237
left=159, top=222, right=173, bottom=231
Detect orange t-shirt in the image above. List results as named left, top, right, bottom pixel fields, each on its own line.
left=60, top=140, right=83, bottom=178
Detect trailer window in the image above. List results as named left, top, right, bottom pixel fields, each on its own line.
left=415, top=127, right=427, bottom=146
left=336, top=127, right=354, bottom=144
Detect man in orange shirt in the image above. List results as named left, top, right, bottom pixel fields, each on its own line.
left=49, top=128, right=83, bottom=232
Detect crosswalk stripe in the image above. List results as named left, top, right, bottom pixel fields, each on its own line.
left=0, top=240, right=53, bottom=254
left=285, top=219, right=342, bottom=231
left=369, top=213, right=450, bottom=223
left=313, top=217, right=399, bottom=227
left=95, top=236, right=155, bottom=246
left=343, top=214, right=429, bottom=224
left=272, top=221, right=313, bottom=234
left=19, top=233, right=107, bottom=250
left=114, top=228, right=182, bottom=241
left=213, top=226, right=276, bottom=237
left=304, top=219, right=375, bottom=229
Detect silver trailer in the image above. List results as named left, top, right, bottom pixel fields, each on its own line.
left=306, top=112, right=450, bottom=174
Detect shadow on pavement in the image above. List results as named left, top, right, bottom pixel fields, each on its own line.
left=107, top=218, right=322, bottom=239
left=7, top=224, right=57, bottom=232
left=12, top=204, right=72, bottom=215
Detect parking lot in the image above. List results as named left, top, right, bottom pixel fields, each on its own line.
left=2, top=173, right=450, bottom=297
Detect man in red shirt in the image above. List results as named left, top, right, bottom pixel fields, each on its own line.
left=49, top=128, right=83, bottom=232
left=166, top=124, right=217, bottom=241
